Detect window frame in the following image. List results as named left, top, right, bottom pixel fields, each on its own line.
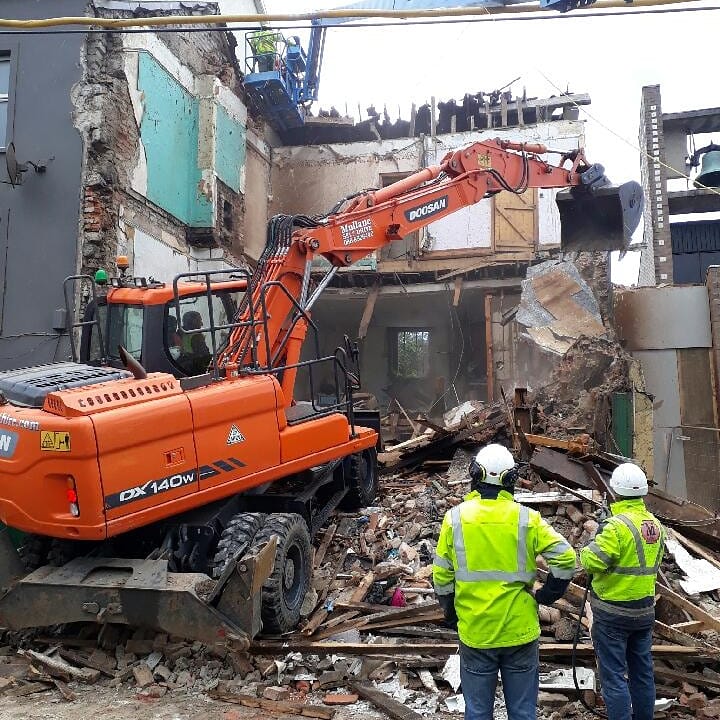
left=389, top=327, right=432, bottom=380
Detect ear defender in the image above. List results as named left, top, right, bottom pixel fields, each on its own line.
left=468, top=460, right=486, bottom=483
left=499, top=466, right=519, bottom=488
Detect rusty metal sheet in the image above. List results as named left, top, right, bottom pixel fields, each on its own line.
left=614, top=286, right=711, bottom=350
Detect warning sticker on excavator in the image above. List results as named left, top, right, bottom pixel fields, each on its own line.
left=40, top=431, right=71, bottom=452
left=227, top=425, right=245, bottom=445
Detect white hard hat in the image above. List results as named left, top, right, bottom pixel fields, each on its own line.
left=472, top=444, right=516, bottom=486
left=610, top=463, right=648, bottom=497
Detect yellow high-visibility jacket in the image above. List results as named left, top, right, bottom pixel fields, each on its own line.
left=580, top=498, right=664, bottom=605
left=250, top=30, right=277, bottom=55
left=433, top=489, right=576, bottom=649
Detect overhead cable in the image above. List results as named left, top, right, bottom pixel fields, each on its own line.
left=0, top=0, right=708, bottom=29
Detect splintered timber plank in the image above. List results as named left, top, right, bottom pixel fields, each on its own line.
left=350, top=571, right=375, bottom=603
left=314, top=523, right=337, bottom=569
left=350, top=683, right=425, bottom=720
left=657, top=584, right=720, bottom=634
left=209, top=688, right=336, bottom=718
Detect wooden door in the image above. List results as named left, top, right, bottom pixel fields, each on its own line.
left=493, top=188, right=537, bottom=251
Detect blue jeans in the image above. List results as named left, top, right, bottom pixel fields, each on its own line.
left=592, top=613, right=655, bottom=720
left=460, top=639, right=539, bottom=720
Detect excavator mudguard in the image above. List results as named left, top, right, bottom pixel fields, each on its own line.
left=556, top=180, right=643, bottom=253
left=0, top=528, right=276, bottom=649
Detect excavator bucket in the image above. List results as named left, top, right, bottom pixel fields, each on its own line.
left=0, top=527, right=276, bottom=650
left=556, top=180, right=643, bottom=253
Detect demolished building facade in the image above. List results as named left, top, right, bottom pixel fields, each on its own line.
left=272, top=99, right=614, bottom=420
left=0, top=0, right=268, bottom=369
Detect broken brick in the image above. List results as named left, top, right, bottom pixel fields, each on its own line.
left=262, top=685, right=291, bottom=701
left=323, top=693, right=359, bottom=705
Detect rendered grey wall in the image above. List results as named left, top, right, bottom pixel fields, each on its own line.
left=0, top=0, right=86, bottom=370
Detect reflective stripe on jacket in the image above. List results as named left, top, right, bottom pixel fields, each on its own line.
left=580, top=498, right=665, bottom=603
left=432, top=489, right=576, bottom=649
left=250, top=30, right=277, bottom=55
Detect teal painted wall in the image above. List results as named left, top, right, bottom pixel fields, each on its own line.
left=138, top=52, right=213, bottom=227
left=215, top=104, right=245, bottom=192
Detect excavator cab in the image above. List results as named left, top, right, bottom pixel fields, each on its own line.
left=67, top=268, right=248, bottom=378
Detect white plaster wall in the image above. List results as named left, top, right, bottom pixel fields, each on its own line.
left=132, top=226, right=191, bottom=282
left=131, top=226, right=237, bottom=282
left=272, top=121, right=585, bottom=251
left=426, top=123, right=584, bottom=250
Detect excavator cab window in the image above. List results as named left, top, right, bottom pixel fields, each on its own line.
left=107, top=304, right=144, bottom=363
left=166, top=289, right=242, bottom=376
left=82, top=301, right=144, bottom=367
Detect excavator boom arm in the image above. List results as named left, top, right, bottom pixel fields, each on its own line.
left=218, top=138, right=640, bottom=401
left=302, top=140, right=587, bottom=267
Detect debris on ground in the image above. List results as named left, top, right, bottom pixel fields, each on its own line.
left=3, top=418, right=720, bottom=720
left=0, top=312, right=709, bottom=720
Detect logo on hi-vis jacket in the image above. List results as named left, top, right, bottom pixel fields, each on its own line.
left=404, top=195, right=449, bottom=223
left=640, top=519, right=661, bottom=544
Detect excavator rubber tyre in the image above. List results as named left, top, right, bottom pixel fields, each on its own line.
left=250, top=513, right=311, bottom=635
left=339, top=447, right=379, bottom=510
left=209, top=512, right=267, bottom=579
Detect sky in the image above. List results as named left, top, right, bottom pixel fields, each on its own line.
left=222, top=0, right=720, bottom=284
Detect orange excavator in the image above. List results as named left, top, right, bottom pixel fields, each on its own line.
left=0, top=139, right=641, bottom=648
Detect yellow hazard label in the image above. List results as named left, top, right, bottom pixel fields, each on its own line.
left=40, top=431, right=71, bottom=452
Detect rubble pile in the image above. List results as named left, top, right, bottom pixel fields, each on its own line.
left=531, top=336, right=634, bottom=443
left=4, top=427, right=720, bottom=718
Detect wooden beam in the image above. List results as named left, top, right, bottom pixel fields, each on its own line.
left=208, top=687, right=336, bottom=719
left=653, top=621, right=718, bottom=652
left=453, top=277, right=463, bottom=307
left=377, top=253, right=531, bottom=275
left=251, top=641, right=702, bottom=658
left=654, top=667, right=720, bottom=692
left=313, top=523, right=337, bottom=569
left=358, top=282, right=380, bottom=340
left=657, top=584, right=720, bottom=634
left=350, top=683, right=424, bottom=720
left=672, top=620, right=707, bottom=633
left=485, top=293, right=494, bottom=404
left=351, top=571, right=375, bottom=603
left=671, top=529, right=720, bottom=572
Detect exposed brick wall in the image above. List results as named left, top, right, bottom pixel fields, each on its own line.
left=74, top=3, right=256, bottom=277
left=573, top=252, right=611, bottom=327
left=638, top=85, right=672, bottom=286
left=73, top=30, right=138, bottom=276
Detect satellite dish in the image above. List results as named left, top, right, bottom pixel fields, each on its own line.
left=5, top=143, right=27, bottom=187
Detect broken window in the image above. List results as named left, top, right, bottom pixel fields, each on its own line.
left=0, top=56, right=9, bottom=149
left=391, top=329, right=431, bottom=378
